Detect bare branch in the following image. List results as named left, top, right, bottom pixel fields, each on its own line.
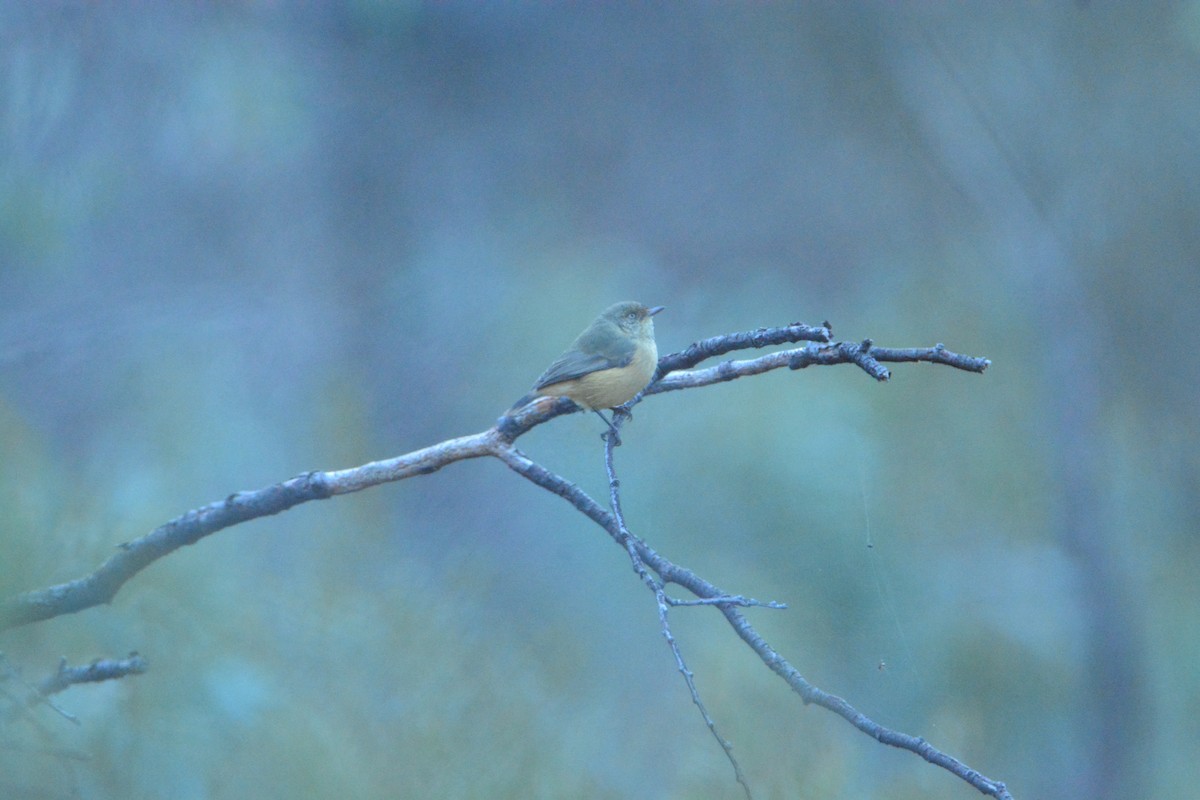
left=1, top=653, right=147, bottom=726
left=0, top=319, right=1006, bottom=797
left=653, top=321, right=833, bottom=376
left=647, top=340, right=989, bottom=397
left=36, top=654, right=149, bottom=697
left=500, top=431, right=1012, bottom=799
left=787, top=340, right=992, bottom=379
left=322, top=431, right=503, bottom=494
left=713, top=604, right=1012, bottom=799
left=0, top=432, right=504, bottom=631
left=666, top=595, right=785, bottom=609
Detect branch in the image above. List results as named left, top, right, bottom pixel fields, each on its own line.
left=36, top=654, right=149, bottom=697
left=501, top=429, right=1011, bottom=800
left=0, top=432, right=503, bottom=630
left=653, top=321, right=833, bottom=375
left=648, top=339, right=989, bottom=396
left=0, top=653, right=147, bottom=725
left=0, top=320, right=1005, bottom=798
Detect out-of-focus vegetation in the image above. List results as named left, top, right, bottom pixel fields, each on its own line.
left=2, top=4, right=1197, bottom=798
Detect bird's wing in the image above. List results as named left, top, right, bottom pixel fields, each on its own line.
left=533, top=323, right=636, bottom=389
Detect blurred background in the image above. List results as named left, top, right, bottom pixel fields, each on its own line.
left=1, top=3, right=1196, bottom=798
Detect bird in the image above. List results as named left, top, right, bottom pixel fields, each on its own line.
left=509, top=301, right=664, bottom=433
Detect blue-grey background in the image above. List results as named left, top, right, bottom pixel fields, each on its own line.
left=2, top=3, right=1196, bottom=799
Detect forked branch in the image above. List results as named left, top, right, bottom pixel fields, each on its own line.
left=0, top=321, right=1006, bottom=799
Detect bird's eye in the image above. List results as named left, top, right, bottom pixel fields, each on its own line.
left=626, top=312, right=637, bottom=321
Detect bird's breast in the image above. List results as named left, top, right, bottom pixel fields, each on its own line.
left=543, top=339, right=658, bottom=411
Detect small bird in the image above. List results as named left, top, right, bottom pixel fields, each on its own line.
left=509, top=301, right=665, bottom=430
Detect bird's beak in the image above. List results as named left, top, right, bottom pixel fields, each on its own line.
left=648, top=306, right=666, bottom=316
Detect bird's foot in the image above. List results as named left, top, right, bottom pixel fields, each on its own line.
left=594, top=410, right=622, bottom=446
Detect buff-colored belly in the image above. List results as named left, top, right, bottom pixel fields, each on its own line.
left=541, top=341, right=658, bottom=411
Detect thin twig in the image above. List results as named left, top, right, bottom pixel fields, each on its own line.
left=36, top=654, right=149, bottom=697
left=602, top=411, right=752, bottom=800
left=1, top=653, right=148, bottom=726
left=666, top=596, right=785, bottom=609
